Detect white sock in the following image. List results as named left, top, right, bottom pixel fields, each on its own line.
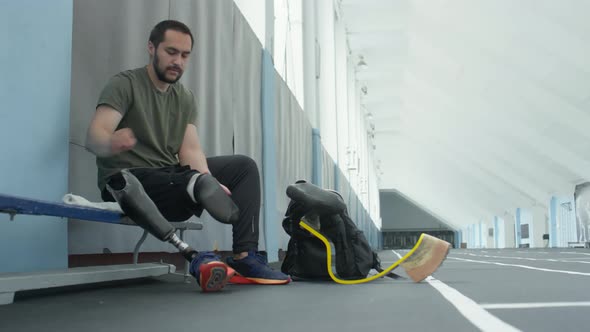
left=186, top=173, right=201, bottom=203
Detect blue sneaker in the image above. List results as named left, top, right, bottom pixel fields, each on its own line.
left=226, top=251, right=291, bottom=285
left=189, top=252, right=234, bottom=292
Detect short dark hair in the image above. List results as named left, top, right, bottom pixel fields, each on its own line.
left=149, top=20, right=194, bottom=49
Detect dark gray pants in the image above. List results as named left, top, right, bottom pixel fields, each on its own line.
left=102, top=155, right=260, bottom=253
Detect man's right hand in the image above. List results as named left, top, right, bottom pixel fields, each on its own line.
left=110, top=128, right=137, bottom=154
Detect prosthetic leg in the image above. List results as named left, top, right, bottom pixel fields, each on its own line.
left=289, top=181, right=451, bottom=284
left=106, top=169, right=232, bottom=292
left=106, top=169, right=198, bottom=261
left=301, top=223, right=451, bottom=284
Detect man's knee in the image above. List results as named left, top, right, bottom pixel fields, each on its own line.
left=234, top=155, right=259, bottom=174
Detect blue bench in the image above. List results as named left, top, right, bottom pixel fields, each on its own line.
left=0, top=193, right=124, bottom=223
left=0, top=193, right=203, bottom=305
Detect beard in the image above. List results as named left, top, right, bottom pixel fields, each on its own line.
left=153, top=52, right=183, bottom=84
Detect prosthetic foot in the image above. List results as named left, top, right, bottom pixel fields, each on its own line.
left=300, top=223, right=451, bottom=284
left=289, top=181, right=451, bottom=284
left=106, top=169, right=198, bottom=262
left=399, top=233, right=452, bottom=282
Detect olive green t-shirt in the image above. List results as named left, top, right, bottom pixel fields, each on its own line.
left=95, top=66, right=197, bottom=190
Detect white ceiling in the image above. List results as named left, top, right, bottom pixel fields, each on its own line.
left=340, top=0, right=590, bottom=228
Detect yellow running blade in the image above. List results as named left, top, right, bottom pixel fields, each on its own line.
left=299, top=221, right=451, bottom=284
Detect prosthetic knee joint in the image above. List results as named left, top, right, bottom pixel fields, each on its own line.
left=106, top=169, right=197, bottom=261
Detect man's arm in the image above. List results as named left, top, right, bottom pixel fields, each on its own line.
left=178, top=123, right=210, bottom=173
left=178, top=124, right=231, bottom=195
left=86, top=105, right=136, bottom=157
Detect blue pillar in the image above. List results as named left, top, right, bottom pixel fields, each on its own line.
left=515, top=208, right=522, bottom=248
left=550, top=196, right=557, bottom=248
left=0, top=0, right=73, bottom=272
left=261, top=49, right=279, bottom=262
left=312, top=128, right=322, bottom=186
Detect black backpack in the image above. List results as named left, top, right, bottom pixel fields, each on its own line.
left=280, top=181, right=401, bottom=280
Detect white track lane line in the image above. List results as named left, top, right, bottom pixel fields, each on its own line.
left=449, top=257, right=590, bottom=276
left=454, top=253, right=590, bottom=264
left=391, top=250, right=521, bottom=332
left=480, top=302, right=590, bottom=310
left=560, top=252, right=590, bottom=256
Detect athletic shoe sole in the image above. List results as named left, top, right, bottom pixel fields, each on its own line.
left=229, top=273, right=291, bottom=285
left=199, top=261, right=233, bottom=292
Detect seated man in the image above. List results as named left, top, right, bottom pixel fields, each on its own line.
left=85, top=19, right=290, bottom=291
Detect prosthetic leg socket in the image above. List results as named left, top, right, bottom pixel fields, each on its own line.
left=192, top=173, right=240, bottom=224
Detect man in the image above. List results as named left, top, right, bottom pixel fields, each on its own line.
left=86, top=20, right=290, bottom=291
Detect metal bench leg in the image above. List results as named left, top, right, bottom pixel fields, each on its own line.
left=179, top=229, right=191, bottom=283
left=133, top=230, right=149, bottom=264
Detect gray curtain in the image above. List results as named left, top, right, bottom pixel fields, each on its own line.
left=171, top=0, right=235, bottom=156
left=321, top=146, right=336, bottom=190
left=68, top=0, right=170, bottom=254
left=275, top=72, right=313, bottom=248
left=230, top=7, right=265, bottom=248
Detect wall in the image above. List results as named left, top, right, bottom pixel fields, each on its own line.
left=0, top=0, right=73, bottom=272
left=233, top=0, right=266, bottom=44
left=274, top=72, right=313, bottom=249
left=380, top=190, right=453, bottom=231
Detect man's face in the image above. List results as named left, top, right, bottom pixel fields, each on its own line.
left=149, top=30, right=192, bottom=84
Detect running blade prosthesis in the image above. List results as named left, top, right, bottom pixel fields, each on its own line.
left=300, top=221, right=451, bottom=284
